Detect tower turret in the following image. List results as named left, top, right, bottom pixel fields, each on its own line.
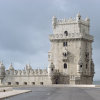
left=48, top=62, right=55, bottom=76
left=49, top=14, right=94, bottom=84
left=85, top=17, right=90, bottom=22
left=76, top=13, right=81, bottom=21
left=52, top=16, right=57, bottom=29
left=0, top=62, right=5, bottom=85
left=25, top=64, right=32, bottom=75
left=9, top=63, right=14, bottom=75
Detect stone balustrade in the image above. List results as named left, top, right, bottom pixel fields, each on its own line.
left=49, top=33, right=93, bottom=41
left=5, top=69, right=48, bottom=76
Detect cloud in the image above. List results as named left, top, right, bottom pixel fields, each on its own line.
left=0, top=0, right=100, bottom=80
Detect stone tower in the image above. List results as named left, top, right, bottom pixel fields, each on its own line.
left=48, top=14, right=94, bottom=84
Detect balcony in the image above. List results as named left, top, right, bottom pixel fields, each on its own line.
left=49, top=33, right=93, bottom=41
left=62, top=57, right=68, bottom=62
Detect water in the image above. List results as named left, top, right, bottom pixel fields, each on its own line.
left=93, top=81, right=100, bottom=85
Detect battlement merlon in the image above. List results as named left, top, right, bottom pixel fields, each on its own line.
left=52, top=14, right=90, bottom=27
left=5, top=68, right=48, bottom=76
left=3, top=64, right=48, bottom=76
left=52, top=14, right=90, bottom=34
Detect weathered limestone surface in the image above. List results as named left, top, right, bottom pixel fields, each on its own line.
left=0, top=14, right=95, bottom=86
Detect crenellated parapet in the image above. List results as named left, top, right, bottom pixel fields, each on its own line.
left=5, top=64, right=48, bottom=76
left=52, top=13, right=90, bottom=30
left=55, top=18, right=89, bottom=26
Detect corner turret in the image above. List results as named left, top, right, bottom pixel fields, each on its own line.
left=48, top=62, right=55, bottom=76
left=85, top=17, right=90, bottom=22
left=52, top=16, right=57, bottom=29
left=9, top=63, right=14, bottom=75
left=77, top=59, right=83, bottom=73
left=0, top=62, right=5, bottom=85
left=76, top=13, right=81, bottom=21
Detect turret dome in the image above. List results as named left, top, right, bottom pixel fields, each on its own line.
left=76, top=13, right=81, bottom=21
left=85, top=17, right=90, bottom=21
left=0, top=62, right=5, bottom=69
left=25, top=64, right=32, bottom=70
left=9, top=63, right=14, bottom=70
left=48, top=62, right=55, bottom=68
left=76, top=13, right=81, bottom=17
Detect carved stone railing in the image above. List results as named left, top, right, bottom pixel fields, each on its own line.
left=49, top=33, right=93, bottom=41
left=5, top=69, right=48, bottom=76
left=62, top=57, right=68, bottom=62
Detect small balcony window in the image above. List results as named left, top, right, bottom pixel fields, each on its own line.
left=80, top=65, right=82, bottom=68
left=63, top=53, right=67, bottom=57
left=63, top=42, right=67, bottom=46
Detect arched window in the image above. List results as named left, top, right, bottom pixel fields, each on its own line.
left=63, top=53, right=67, bottom=57
left=80, top=65, right=82, bottom=68
left=64, top=31, right=68, bottom=36
left=64, top=63, right=67, bottom=69
left=32, top=82, right=35, bottom=85
left=63, top=42, right=65, bottom=46
left=65, top=53, right=67, bottom=57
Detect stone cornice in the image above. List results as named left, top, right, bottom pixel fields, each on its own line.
left=49, top=33, right=93, bottom=42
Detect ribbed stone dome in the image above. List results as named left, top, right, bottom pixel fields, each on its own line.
left=76, top=13, right=81, bottom=17
left=0, top=62, right=5, bottom=69
left=9, top=63, right=14, bottom=70
left=48, top=62, right=55, bottom=68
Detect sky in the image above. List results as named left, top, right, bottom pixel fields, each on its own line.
left=0, top=0, right=100, bottom=80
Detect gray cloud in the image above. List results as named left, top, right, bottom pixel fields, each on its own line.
left=0, top=0, right=99, bottom=80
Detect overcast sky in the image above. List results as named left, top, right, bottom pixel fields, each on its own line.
left=0, top=0, right=99, bottom=80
